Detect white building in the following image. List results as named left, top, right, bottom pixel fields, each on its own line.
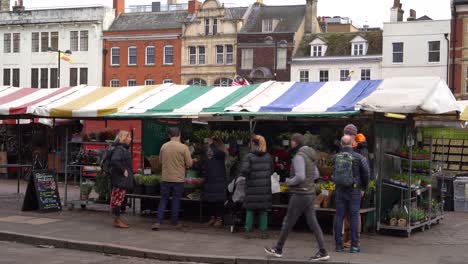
left=382, top=1, right=450, bottom=82
left=0, top=3, right=114, bottom=88
left=291, top=32, right=383, bottom=82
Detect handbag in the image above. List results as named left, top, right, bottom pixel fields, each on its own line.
left=271, top=172, right=281, bottom=194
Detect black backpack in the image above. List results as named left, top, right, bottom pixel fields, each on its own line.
left=333, top=152, right=355, bottom=189
left=100, top=145, right=116, bottom=175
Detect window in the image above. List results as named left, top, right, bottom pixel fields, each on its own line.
left=50, top=32, right=58, bottom=51
left=312, top=45, right=323, bottom=57
left=198, top=46, right=205, bottom=65
left=12, top=69, right=20, bottom=87
left=262, top=19, right=273, bottom=32
left=31, top=68, right=39, bottom=88
left=32, top=33, right=39, bottom=52
left=70, top=68, right=78, bottom=87
left=50, top=68, right=58, bottom=88
left=241, top=49, right=253, bottom=70
left=80, top=31, right=88, bottom=51
left=111, top=47, right=120, bottom=66
left=70, top=31, right=79, bottom=51
left=163, top=79, right=173, bottom=84
left=319, top=70, right=329, bottom=82
left=205, top=18, right=210, bottom=35
left=40, top=68, right=48, bottom=88
left=41, top=32, right=49, bottom=52
left=299, top=70, right=309, bottom=82
left=392, top=42, right=404, bottom=63
left=353, top=43, right=365, bottom=56
left=340, top=70, right=350, bottom=81
left=3, top=33, right=11, bottom=53
left=361, top=69, right=371, bottom=80
left=3, top=69, right=10, bottom=85
left=164, top=46, right=173, bottom=65
left=79, top=68, right=88, bottom=85
left=214, top=78, right=233, bottom=87
left=128, top=47, right=137, bottom=65
left=127, top=79, right=137, bottom=86
left=226, top=45, right=233, bottom=64
left=277, top=48, right=287, bottom=70
left=110, top=79, right=120, bottom=87
left=146, top=46, right=155, bottom=65
left=145, top=79, right=154, bottom=85
left=12, top=33, right=20, bottom=53
left=187, top=78, right=207, bottom=86
left=213, top=19, right=218, bottom=35
left=216, top=45, right=224, bottom=64
left=428, top=41, right=440, bottom=62
left=189, top=46, right=197, bottom=65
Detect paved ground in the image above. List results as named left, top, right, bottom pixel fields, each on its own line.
left=0, top=241, right=205, bottom=264
left=0, top=179, right=467, bottom=264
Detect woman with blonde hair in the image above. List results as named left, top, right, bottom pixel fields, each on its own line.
left=240, top=134, right=273, bottom=239
left=109, top=130, right=133, bottom=228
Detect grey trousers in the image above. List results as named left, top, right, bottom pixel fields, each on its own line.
left=276, top=194, right=326, bottom=250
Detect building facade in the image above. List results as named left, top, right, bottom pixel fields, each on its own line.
left=291, top=31, right=383, bottom=82
left=181, top=0, right=247, bottom=86
left=0, top=2, right=114, bottom=88
left=382, top=0, right=450, bottom=85
left=450, top=0, right=468, bottom=98
left=236, top=4, right=308, bottom=83
left=103, top=10, right=189, bottom=87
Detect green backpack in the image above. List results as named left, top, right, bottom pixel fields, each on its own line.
left=334, top=152, right=354, bottom=189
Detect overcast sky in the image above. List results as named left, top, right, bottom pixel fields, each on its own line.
left=25, top=0, right=451, bottom=27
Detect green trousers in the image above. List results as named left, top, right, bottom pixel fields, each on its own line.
left=245, top=209, right=268, bottom=231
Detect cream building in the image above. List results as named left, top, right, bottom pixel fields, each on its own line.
left=181, top=0, right=248, bottom=86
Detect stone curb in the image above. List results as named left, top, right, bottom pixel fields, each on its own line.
left=0, top=230, right=354, bottom=264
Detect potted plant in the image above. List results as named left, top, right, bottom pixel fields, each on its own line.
left=80, top=181, right=94, bottom=201
left=143, top=175, right=160, bottom=196
left=134, top=174, right=145, bottom=195
left=94, top=172, right=110, bottom=202
left=278, top=133, right=292, bottom=146
left=362, top=180, right=376, bottom=208
left=89, top=132, right=97, bottom=142
left=409, top=208, right=427, bottom=225
left=388, top=208, right=399, bottom=226
left=397, top=209, right=408, bottom=227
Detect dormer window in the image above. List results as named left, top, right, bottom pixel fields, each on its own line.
left=309, top=38, right=327, bottom=57
left=350, top=36, right=368, bottom=56
left=262, top=19, right=273, bottom=32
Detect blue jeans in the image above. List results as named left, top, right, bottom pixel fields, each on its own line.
left=334, top=189, right=361, bottom=248
left=157, top=182, right=184, bottom=225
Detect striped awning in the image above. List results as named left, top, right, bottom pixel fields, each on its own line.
left=0, top=77, right=459, bottom=119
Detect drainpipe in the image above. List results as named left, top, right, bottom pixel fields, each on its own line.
left=451, top=4, right=457, bottom=94
left=445, top=33, right=450, bottom=85
left=102, top=40, right=108, bottom=87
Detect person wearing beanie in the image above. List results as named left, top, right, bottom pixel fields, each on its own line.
left=265, top=133, right=330, bottom=261
left=343, top=124, right=358, bottom=141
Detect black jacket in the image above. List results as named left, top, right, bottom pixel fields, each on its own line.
left=335, top=147, right=370, bottom=192
left=355, top=142, right=370, bottom=162
left=203, top=144, right=227, bottom=202
left=110, top=143, right=134, bottom=189
left=240, top=151, right=273, bottom=210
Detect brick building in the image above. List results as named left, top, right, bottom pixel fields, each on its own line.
left=103, top=0, right=190, bottom=86
left=236, top=1, right=319, bottom=83
left=450, top=0, right=468, bottom=99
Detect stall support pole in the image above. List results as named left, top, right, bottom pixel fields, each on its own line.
left=64, top=128, right=68, bottom=206
left=17, top=119, right=20, bottom=194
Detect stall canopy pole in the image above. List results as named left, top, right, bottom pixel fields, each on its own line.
left=64, top=127, right=68, bottom=206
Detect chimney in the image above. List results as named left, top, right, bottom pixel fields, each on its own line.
left=188, top=0, right=201, bottom=14
left=12, top=0, right=24, bottom=12
left=305, top=0, right=318, bottom=34
left=167, top=0, right=178, bottom=4
left=390, top=0, right=404, bottom=22
left=407, top=9, right=416, bottom=21
left=0, top=0, right=10, bottom=11
left=113, top=0, right=125, bottom=17
left=256, top=0, right=264, bottom=4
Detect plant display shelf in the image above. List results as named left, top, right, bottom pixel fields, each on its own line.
left=382, top=179, right=430, bottom=194
left=384, top=153, right=431, bottom=162
left=377, top=214, right=444, bottom=236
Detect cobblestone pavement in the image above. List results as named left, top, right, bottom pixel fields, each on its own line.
left=0, top=241, right=205, bottom=264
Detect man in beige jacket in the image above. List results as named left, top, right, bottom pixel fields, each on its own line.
left=152, top=127, right=193, bottom=230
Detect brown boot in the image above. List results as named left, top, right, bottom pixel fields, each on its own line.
left=213, top=217, right=223, bottom=228
left=113, top=217, right=129, bottom=228
left=205, top=216, right=216, bottom=226
left=120, top=217, right=130, bottom=226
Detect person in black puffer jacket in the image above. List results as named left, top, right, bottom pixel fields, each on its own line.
left=240, top=135, right=273, bottom=239
left=109, top=130, right=134, bottom=229
left=203, top=137, right=228, bottom=228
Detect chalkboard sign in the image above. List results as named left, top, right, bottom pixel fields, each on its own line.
left=22, top=170, right=62, bottom=212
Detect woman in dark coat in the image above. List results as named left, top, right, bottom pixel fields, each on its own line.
left=109, top=130, right=133, bottom=229
left=203, top=137, right=228, bottom=227
left=240, top=135, right=273, bottom=239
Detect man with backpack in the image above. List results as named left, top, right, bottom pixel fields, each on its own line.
left=333, top=135, right=370, bottom=253
left=265, top=133, right=330, bottom=261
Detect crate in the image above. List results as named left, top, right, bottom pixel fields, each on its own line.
left=454, top=177, right=468, bottom=199
left=454, top=198, right=468, bottom=212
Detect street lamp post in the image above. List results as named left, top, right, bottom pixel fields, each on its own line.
left=48, top=47, right=72, bottom=88
left=265, top=37, right=288, bottom=80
